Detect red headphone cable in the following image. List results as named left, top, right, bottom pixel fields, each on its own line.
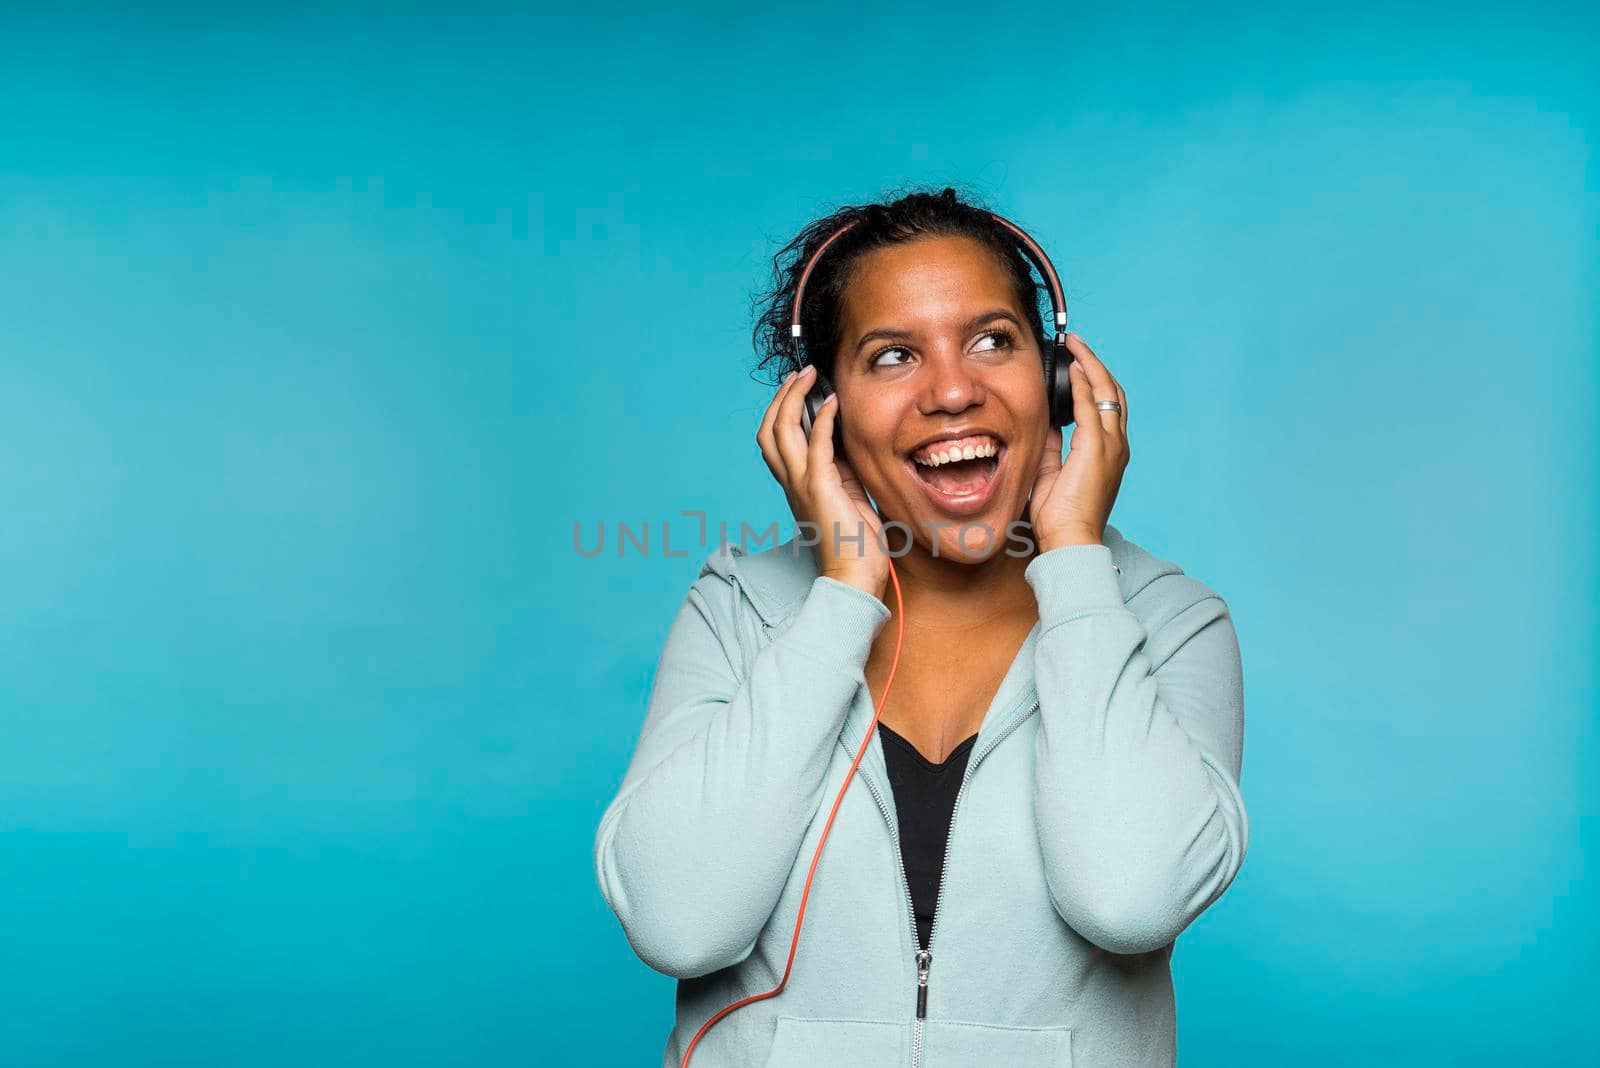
left=679, top=556, right=906, bottom=1068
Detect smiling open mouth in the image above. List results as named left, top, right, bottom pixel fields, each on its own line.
left=907, top=434, right=1005, bottom=517
left=914, top=453, right=999, bottom=493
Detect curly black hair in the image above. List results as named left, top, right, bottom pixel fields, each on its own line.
left=748, top=183, right=1054, bottom=386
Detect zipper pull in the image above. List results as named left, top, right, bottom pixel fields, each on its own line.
left=915, top=949, right=932, bottom=1019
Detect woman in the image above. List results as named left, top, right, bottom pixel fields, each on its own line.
left=595, top=187, right=1248, bottom=1067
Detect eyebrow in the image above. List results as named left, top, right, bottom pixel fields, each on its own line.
left=853, top=308, right=1023, bottom=353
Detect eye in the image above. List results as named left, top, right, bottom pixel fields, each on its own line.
left=974, top=328, right=1018, bottom=353
left=870, top=345, right=914, bottom=368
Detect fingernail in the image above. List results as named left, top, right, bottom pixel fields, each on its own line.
left=785, top=370, right=796, bottom=382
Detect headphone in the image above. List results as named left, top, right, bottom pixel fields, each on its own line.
left=790, top=209, right=1075, bottom=443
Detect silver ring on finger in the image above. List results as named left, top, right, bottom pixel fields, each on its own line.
left=1095, top=400, right=1122, bottom=412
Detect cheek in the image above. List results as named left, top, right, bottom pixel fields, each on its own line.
left=1006, top=419, right=1049, bottom=489
left=1006, top=360, right=1051, bottom=418
left=838, top=393, right=902, bottom=457
left=1013, top=443, right=1044, bottom=485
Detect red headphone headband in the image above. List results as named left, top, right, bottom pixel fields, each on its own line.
left=787, top=209, right=1068, bottom=349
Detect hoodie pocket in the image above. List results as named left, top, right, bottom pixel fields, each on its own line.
left=922, top=1020, right=1074, bottom=1067
left=761, top=1015, right=911, bottom=1068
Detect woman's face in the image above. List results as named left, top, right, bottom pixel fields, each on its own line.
left=831, top=234, right=1048, bottom=562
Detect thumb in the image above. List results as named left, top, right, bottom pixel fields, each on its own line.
left=836, top=457, right=870, bottom=505
left=1036, top=426, right=1064, bottom=481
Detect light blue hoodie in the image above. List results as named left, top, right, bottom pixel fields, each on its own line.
left=595, top=523, right=1248, bottom=1067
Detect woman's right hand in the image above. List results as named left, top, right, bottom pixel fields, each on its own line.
left=756, top=365, right=890, bottom=602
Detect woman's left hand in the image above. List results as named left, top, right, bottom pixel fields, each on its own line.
left=1028, top=333, right=1130, bottom=551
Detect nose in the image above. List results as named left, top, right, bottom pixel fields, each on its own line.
left=917, top=349, right=986, bottom=416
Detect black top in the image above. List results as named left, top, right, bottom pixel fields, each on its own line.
left=876, top=721, right=979, bottom=951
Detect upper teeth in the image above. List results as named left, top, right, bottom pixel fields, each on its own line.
left=913, top=436, right=1000, bottom=467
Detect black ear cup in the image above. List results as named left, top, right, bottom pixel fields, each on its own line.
left=797, top=370, right=845, bottom=452
left=1045, top=334, right=1076, bottom=427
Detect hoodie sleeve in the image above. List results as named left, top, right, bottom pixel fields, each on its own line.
left=594, top=566, right=891, bottom=979
left=1024, top=543, right=1248, bottom=955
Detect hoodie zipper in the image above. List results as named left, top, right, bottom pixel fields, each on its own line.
left=853, top=698, right=1042, bottom=1068
left=850, top=761, right=932, bottom=1063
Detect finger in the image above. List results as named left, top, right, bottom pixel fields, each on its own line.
left=1093, top=354, right=1127, bottom=442
left=1063, top=332, right=1099, bottom=379
left=1066, top=334, right=1120, bottom=434
left=758, top=370, right=801, bottom=480
left=807, top=392, right=841, bottom=482
left=1067, top=359, right=1104, bottom=444
left=836, top=459, right=888, bottom=551
left=835, top=454, right=869, bottom=504
left=773, top=364, right=816, bottom=485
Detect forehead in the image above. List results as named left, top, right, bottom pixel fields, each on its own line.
left=837, top=234, right=1018, bottom=328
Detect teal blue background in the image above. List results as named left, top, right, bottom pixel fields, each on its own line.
left=1, top=3, right=1594, bottom=1065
